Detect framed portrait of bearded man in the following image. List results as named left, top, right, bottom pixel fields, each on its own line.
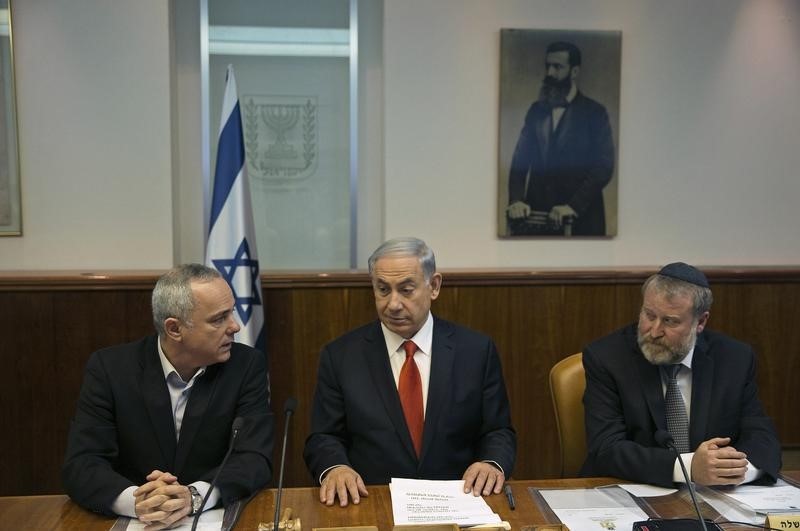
left=498, top=29, right=621, bottom=238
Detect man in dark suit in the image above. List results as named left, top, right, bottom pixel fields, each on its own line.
left=63, top=264, right=273, bottom=529
left=507, top=41, right=614, bottom=236
left=581, top=262, right=781, bottom=487
left=304, top=237, right=516, bottom=507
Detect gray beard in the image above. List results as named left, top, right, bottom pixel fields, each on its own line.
left=638, top=330, right=696, bottom=366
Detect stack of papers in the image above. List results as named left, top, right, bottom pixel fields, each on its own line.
left=389, top=478, right=502, bottom=526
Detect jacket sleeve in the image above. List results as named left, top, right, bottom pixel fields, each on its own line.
left=215, top=350, right=274, bottom=504
left=732, top=348, right=781, bottom=482
left=303, top=346, right=353, bottom=483
left=62, top=352, right=136, bottom=515
left=581, top=345, right=676, bottom=487
left=475, top=340, right=516, bottom=476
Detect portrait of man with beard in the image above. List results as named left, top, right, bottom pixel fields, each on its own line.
left=500, top=35, right=618, bottom=236
left=580, top=262, right=781, bottom=488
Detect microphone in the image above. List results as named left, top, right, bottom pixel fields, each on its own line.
left=654, top=430, right=713, bottom=531
left=190, top=416, right=245, bottom=531
left=273, top=398, right=298, bottom=531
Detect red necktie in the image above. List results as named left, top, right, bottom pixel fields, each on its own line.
left=399, top=340, right=424, bottom=457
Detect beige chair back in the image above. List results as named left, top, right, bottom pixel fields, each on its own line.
left=549, top=352, right=586, bottom=478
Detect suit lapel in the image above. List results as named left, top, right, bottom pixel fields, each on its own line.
left=420, top=318, right=455, bottom=464
left=140, top=337, right=177, bottom=468
left=362, top=323, right=418, bottom=460
left=689, top=335, right=713, bottom=448
left=174, top=364, right=219, bottom=474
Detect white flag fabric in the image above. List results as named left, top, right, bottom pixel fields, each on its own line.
left=205, top=65, right=265, bottom=353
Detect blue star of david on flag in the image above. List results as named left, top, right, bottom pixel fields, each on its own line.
left=213, top=238, right=261, bottom=326
left=205, top=65, right=265, bottom=353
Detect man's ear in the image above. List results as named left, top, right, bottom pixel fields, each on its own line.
left=429, top=273, right=443, bottom=300
left=570, top=65, right=580, bottom=81
left=164, top=317, right=182, bottom=341
left=696, top=311, right=710, bottom=333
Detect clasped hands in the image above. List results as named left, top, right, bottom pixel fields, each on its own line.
left=318, top=462, right=505, bottom=507
left=133, top=469, right=193, bottom=530
left=691, top=437, right=749, bottom=486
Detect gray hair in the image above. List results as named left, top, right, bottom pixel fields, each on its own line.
left=642, top=273, right=713, bottom=318
left=367, top=237, right=437, bottom=282
left=152, top=264, right=222, bottom=336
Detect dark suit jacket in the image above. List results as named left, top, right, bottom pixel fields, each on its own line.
left=303, top=317, right=516, bottom=485
left=62, top=335, right=274, bottom=515
left=580, top=324, right=781, bottom=487
left=508, top=92, right=614, bottom=236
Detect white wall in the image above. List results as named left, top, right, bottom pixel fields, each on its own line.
left=1, top=0, right=798, bottom=271
left=384, top=0, right=800, bottom=268
left=0, top=0, right=173, bottom=270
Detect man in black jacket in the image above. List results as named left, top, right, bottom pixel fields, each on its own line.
left=63, top=264, right=273, bottom=529
left=581, top=262, right=781, bottom=487
left=304, top=238, right=516, bottom=507
left=507, top=41, right=614, bottom=236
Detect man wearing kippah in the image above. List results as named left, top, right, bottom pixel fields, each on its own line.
left=580, top=262, right=781, bottom=487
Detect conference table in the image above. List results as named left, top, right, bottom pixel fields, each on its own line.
left=2, top=473, right=798, bottom=531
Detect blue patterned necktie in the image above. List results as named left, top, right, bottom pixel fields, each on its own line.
left=665, top=364, right=690, bottom=453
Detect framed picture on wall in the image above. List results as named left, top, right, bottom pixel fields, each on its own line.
left=0, top=0, right=21, bottom=236
left=498, top=29, right=621, bottom=238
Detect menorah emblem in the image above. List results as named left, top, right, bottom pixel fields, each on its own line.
left=262, top=105, right=300, bottom=159
left=242, top=95, right=318, bottom=180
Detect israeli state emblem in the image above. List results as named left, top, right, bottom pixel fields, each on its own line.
left=241, top=95, right=318, bottom=181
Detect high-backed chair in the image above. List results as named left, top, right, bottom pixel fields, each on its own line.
left=549, top=352, right=586, bottom=478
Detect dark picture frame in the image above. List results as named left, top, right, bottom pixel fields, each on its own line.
left=0, top=0, right=21, bottom=236
left=498, top=29, right=621, bottom=238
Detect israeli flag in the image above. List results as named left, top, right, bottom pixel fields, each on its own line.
left=205, top=65, right=265, bottom=353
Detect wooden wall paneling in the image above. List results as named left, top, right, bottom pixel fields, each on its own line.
left=560, top=284, right=627, bottom=355
left=751, top=284, right=800, bottom=444
left=471, top=285, right=564, bottom=479
left=46, top=290, right=143, bottom=494
left=508, top=285, right=565, bottom=479
left=265, top=287, right=306, bottom=489
left=613, top=284, right=643, bottom=327
left=124, top=289, right=160, bottom=340
left=710, top=282, right=800, bottom=445
left=0, top=291, right=56, bottom=496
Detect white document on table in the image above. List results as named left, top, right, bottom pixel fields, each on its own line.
left=538, top=487, right=649, bottom=531
left=389, top=477, right=502, bottom=526
left=115, top=508, right=225, bottom=530
left=713, top=479, right=800, bottom=513
left=615, top=483, right=678, bottom=498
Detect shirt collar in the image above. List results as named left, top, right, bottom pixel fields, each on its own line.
left=662, top=345, right=695, bottom=374
left=157, top=337, right=205, bottom=384
left=381, top=311, right=434, bottom=357
left=679, top=345, right=695, bottom=369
